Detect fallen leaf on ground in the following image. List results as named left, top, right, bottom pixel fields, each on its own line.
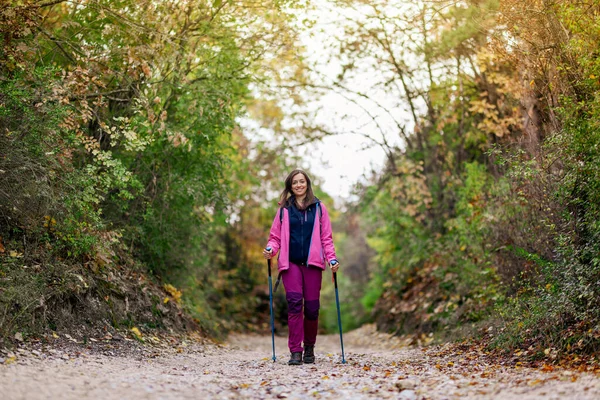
left=130, top=327, right=143, bottom=339
left=541, top=364, right=554, bottom=372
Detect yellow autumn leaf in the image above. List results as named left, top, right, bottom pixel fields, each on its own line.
left=130, top=327, right=143, bottom=339
left=163, top=284, right=182, bottom=303
left=163, top=297, right=170, bottom=304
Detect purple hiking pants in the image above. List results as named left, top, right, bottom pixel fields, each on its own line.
left=282, top=262, right=323, bottom=353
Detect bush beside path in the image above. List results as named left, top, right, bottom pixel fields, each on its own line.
left=1, top=325, right=600, bottom=399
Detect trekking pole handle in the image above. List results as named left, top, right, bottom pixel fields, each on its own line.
left=331, top=260, right=338, bottom=286
left=266, top=247, right=272, bottom=277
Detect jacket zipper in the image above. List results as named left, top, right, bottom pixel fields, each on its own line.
left=301, top=208, right=305, bottom=266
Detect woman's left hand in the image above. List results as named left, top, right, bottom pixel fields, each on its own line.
left=330, top=261, right=340, bottom=273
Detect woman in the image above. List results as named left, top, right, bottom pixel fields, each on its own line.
left=263, top=169, right=340, bottom=365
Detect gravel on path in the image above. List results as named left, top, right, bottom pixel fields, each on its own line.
left=1, top=324, right=600, bottom=399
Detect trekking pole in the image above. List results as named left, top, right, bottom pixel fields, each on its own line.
left=266, top=247, right=276, bottom=362
left=332, top=261, right=347, bottom=364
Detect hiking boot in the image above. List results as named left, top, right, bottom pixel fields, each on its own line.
left=288, top=352, right=303, bottom=365
left=303, top=345, right=315, bottom=364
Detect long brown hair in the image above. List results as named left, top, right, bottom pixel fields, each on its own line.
left=278, top=169, right=316, bottom=210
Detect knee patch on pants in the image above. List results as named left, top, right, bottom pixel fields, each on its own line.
left=286, top=292, right=303, bottom=314
left=304, top=299, right=320, bottom=320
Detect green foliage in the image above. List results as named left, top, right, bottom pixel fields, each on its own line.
left=321, top=272, right=366, bottom=334
left=0, top=68, right=114, bottom=257
left=357, top=160, right=501, bottom=335
left=361, top=272, right=384, bottom=312
left=489, top=0, right=600, bottom=354
left=495, top=106, right=600, bottom=353
left=0, top=0, right=312, bottom=339
left=332, top=0, right=518, bottom=338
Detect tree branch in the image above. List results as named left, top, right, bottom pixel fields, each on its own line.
left=37, top=0, right=71, bottom=7
left=37, top=27, right=76, bottom=63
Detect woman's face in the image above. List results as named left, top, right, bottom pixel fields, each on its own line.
left=291, top=173, right=308, bottom=198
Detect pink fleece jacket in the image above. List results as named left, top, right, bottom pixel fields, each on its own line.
left=266, top=201, right=337, bottom=271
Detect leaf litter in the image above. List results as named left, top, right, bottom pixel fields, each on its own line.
left=0, top=324, right=600, bottom=399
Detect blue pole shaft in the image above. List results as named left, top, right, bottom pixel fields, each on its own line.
left=268, top=259, right=276, bottom=362
left=334, top=272, right=346, bottom=364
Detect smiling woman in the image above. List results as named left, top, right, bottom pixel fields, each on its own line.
left=262, top=169, right=340, bottom=365
left=285, top=169, right=314, bottom=210
left=291, top=173, right=308, bottom=202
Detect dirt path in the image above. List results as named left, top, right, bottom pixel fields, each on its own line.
left=1, top=325, right=600, bottom=399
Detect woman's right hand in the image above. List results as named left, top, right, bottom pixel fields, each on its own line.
left=263, top=247, right=273, bottom=259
